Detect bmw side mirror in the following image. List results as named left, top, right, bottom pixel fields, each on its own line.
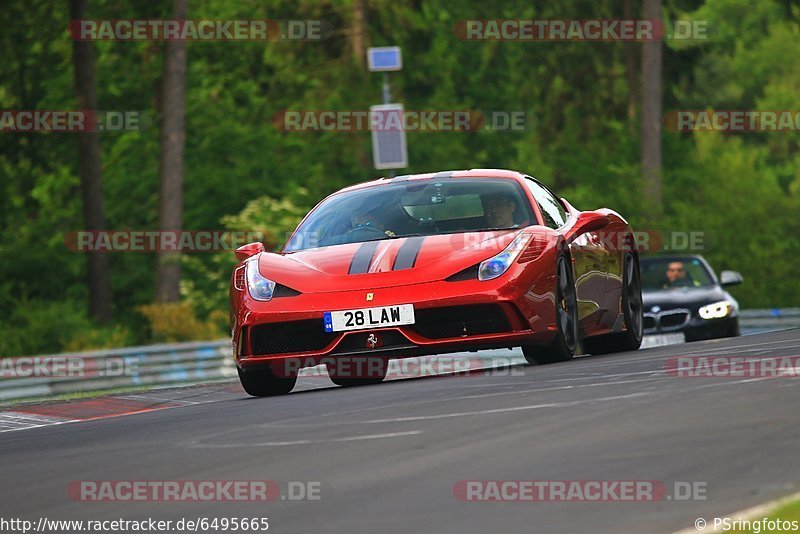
left=235, top=242, right=265, bottom=261
left=720, top=270, right=743, bottom=287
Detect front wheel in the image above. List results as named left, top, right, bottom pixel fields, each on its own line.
left=523, top=255, right=578, bottom=365
left=237, top=366, right=297, bottom=397
left=327, top=357, right=388, bottom=387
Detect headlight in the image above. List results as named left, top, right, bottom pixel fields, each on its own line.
left=478, top=233, right=531, bottom=281
left=246, top=259, right=276, bottom=301
left=699, top=300, right=733, bottom=320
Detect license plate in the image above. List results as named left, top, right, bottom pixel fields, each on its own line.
left=324, top=304, right=415, bottom=333
left=641, top=332, right=686, bottom=349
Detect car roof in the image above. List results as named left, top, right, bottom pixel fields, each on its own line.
left=336, top=168, right=527, bottom=194
left=640, top=254, right=707, bottom=262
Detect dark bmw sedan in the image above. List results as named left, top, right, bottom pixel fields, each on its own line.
left=639, top=255, right=743, bottom=343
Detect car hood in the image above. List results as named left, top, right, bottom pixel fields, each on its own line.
left=258, top=230, right=522, bottom=293
left=642, top=285, right=734, bottom=312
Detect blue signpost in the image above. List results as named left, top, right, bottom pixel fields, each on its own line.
left=367, top=47, right=407, bottom=175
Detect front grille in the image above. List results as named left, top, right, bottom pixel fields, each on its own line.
left=660, top=311, right=690, bottom=329
left=249, top=320, right=336, bottom=355
left=643, top=309, right=690, bottom=332
left=412, top=304, right=512, bottom=339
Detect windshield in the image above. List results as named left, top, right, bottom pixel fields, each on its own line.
left=640, top=257, right=715, bottom=290
left=284, top=178, right=535, bottom=252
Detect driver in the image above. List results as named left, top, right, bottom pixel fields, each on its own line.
left=351, top=210, right=384, bottom=231
left=350, top=207, right=396, bottom=237
left=663, top=261, right=693, bottom=288
left=481, top=191, right=518, bottom=228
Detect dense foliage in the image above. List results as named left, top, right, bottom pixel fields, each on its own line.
left=1, top=0, right=798, bottom=355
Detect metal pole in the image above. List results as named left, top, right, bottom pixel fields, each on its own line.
left=382, top=72, right=390, bottom=104
left=383, top=72, right=395, bottom=178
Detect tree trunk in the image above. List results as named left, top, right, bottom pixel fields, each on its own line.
left=352, top=0, right=367, bottom=66
left=69, top=0, right=112, bottom=322
left=623, top=0, right=638, bottom=133
left=155, top=0, right=188, bottom=303
left=641, top=0, right=663, bottom=220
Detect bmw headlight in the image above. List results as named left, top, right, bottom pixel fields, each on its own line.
left=246, top=259, right=276, bottom=301
left=698, top=300, right=733, bottom=320
left=478, top=233, right=531, bottom=282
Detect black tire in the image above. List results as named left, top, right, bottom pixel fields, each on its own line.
left=582, top=252, right=644, bottom=355
left=729, top=319, right=741, bottom=337
left=237, top=366, right=297, bottom=397
left=522, top=255, right=578, bottom=365
left=327, top=357, right=388, bottom=387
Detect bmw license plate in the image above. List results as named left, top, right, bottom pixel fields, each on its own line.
left=324, top=304, right=415, bottom=333
left=641, top=333, right=686, bottom=349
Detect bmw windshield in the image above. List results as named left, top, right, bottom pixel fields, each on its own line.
left=640, top=257, right=716, bottom=290
left=284, top=178, right=535, bottom=252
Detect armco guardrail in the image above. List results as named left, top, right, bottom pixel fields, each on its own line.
left=0, top=340, right=235, bottom=401
left=0, top=309, right=797, bottom=402
left=739, top=308, right=800, bottom=335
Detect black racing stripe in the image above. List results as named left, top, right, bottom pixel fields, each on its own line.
left=392, top=236, right=426, bottom=270
left=348, top=241, right=381, bottom=274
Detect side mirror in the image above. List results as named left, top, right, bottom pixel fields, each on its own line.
left=720, top=270, right=743, bottom=287
left=235, top=241, right=265, bottom=261
left=564, top=211, right=610, bottom=244
left=560, top=197, right=577, bottom=215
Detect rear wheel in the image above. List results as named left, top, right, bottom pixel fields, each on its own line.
left=237, top=366, right=297, bottom=397
left=523, top=255, right=578, bottom=365
left=582, top=252, right=643, bottom=355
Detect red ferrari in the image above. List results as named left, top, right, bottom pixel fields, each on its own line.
left=230, top=169, right=643, bottom=396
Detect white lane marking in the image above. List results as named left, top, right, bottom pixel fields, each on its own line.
left=192, top=430, right=423, bottom=448
left=332, top=373, right=795, bottom=426
left=535, top=339, right=800, bottom=377
left=272, top=378, right=665, bottom=427
left=0, top=412, right=75, bottom=433
left=677, top=339, right=800, bottom=356
left=452, top=377, right=661, bottom=400
left=693, top=376, right=792, bottom=389
left=116, top=395, right=202, bottom=405
left=358, top=392, right=650, bottom=424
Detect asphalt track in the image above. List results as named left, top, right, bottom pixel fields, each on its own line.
left=1, top=329, right=800, bottom=534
